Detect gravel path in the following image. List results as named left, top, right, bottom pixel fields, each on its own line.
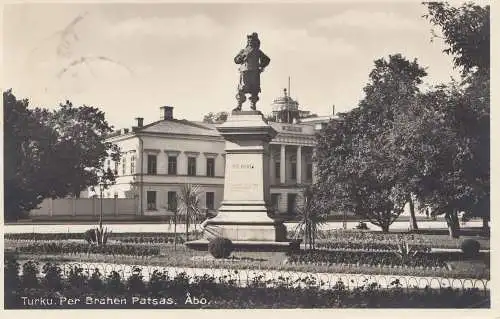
left=4, top=220, right=483, bottom=234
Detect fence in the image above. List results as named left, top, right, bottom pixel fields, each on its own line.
left=21, top=261, right=490, bottom=293
left=29, top=198, right=138, bottom=217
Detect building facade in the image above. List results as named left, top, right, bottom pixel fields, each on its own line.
left=98, top=92, right=332, bottom=220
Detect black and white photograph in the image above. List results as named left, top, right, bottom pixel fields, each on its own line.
left=2, top=0, right=492, bottom=310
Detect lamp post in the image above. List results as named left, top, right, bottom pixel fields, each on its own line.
left=99, top=180, right=104, bottom=229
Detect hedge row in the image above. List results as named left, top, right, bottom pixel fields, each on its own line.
left=5, top=232, right=188, bottom=241
left=287, top=250, right=459, bottom=268
left=315, top=241, right=431, bottom=253
left=116, top=236, right=186, bottom=244
left=14, top=242, right=160, bottom=257
left=4, top=259, right=489, bottom=309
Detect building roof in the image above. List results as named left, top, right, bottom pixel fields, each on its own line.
left=300, top=116, right=334, bottom=124
left=138, top=119, right=221, bottom=137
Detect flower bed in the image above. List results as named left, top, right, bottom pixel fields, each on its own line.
left=4, top=232, right=188, bottom=241
left=315, top=241, right=431, bottom=253
left=116, top=236, right=185, bottom=244
left=287, top=250, right=456, bottom=269
left=13, top=242, right=160, bottom=257
left=317, top=230, right=489, bottom=250
left=4, top=259, right=490, bottom=309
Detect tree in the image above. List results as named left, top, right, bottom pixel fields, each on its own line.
left=423, top=2, right=490, bottom=233
left=315, top=109, right=406, bottom=233
left=423, top=2, right=489, bottom=76
left=3, top=90, right=120, bottom=221
left=4, top=90, right=58, bottom=221
left=203, top=111, right=228, bottom=124
left=293, top=185, right=326, bottom=250
left=177, top=184, right=202, bottom=242
left=315, top=54, right=427, bottom=233
left=37, top=101, right=120, bottom=197
left=361, top=54, right=428, bottom=231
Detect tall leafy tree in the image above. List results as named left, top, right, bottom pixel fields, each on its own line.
left=4, top=90, right=58, bottom=221
left=315, top=54, right=427, bottom=232
left=36, top=101, right=120, bottom=197
left=3, top=91, right=120, bottom=221
left=423, top=2, right=490, bottom=232
left=424, top=2, right=489, bottom=76
left=202, top=111, right=228, bottom=124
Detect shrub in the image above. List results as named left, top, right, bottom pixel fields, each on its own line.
left=42, top=263, right=63, bottom=290
left=106, top=271, right=124, bottom=293
left=126, top=267, right=146, bottom=293
left=21, top=260, right=39, bottom=288
left=461, top=239, right=480, bottom=258
left=4, top=253, right=20, bottom=291
left=208, top=237, right=233, bottom=259
left=149, top=270, right=169, bottom=295
left=88, top=268, right=103, bottom=291
left=84, top=226, right=111, bottom=246
left=84, top=229, right=97, bottom=244
left=67, top=266, right=86, bottom=289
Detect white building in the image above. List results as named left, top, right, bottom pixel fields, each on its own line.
left=100, top=91, right=332, bottom=220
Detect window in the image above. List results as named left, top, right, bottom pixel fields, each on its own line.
left=188, top=157, right=197, bottom=176
left=168, top=156, right=177, bottom=175
left=147, top=191, right=157, bottom=210
left=275, top=162, right=281, bottom=179
left=291, top=162, right=297, bottom=180
left=106, top=159, right=111, bottom=169
left=287, top=193, right=297, bottom=215
left=271, top=193, right=280, bottom=211
left=206, top=192, right=215, bottom=210
left=167, top=191, right=177, bottom=211
left=114, top=161, right=119, bottom=175
left=147, top=155, right=157, bottom=175
left=130, top=155, right=136, bottom=175
left=206, top=158, right=215, bottom=177
left=122, top=157, right=127, bottom=175
left=306, top=163, right=313, bottom=180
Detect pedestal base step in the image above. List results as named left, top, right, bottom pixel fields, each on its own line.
left=185, top=239, right=300, bottom=252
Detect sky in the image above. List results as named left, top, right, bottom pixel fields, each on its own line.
left=3, top=1, right=469, bottom=129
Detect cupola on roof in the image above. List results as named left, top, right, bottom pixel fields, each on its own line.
left=272, top=88, right=299, bottom=112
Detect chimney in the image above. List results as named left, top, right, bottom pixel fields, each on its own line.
left=160, top=106, right=174, bottom=120
left=135, top=117, right=144, bottom=128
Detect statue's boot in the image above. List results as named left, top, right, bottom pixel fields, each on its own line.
left=249, top=94, right=259, bottom=110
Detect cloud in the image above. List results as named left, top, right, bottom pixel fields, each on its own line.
left=107, top=14, right=224, bottom=38
left=315, top=10, right=421, bottom=31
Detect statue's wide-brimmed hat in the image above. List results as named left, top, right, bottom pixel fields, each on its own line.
left=247, top=32, right=259, bottom=40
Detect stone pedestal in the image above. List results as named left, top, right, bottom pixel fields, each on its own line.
left=186, top=111, right=291, bottom=249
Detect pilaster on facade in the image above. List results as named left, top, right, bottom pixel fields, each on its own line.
left=280, top=144, right=286, bottom=184
left=296, top=145, right=302, bottom=184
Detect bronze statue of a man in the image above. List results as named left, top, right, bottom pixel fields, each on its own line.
left=233, top=33, right=270, bottom=111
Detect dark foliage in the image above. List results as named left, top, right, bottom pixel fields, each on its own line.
left=4, top=260, right=490, bottom=309
left=461, top=239, right=480, bottom=258
left=14, top=242, right=160, bottom=256
left=208, top=237, right=233, bottom=259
